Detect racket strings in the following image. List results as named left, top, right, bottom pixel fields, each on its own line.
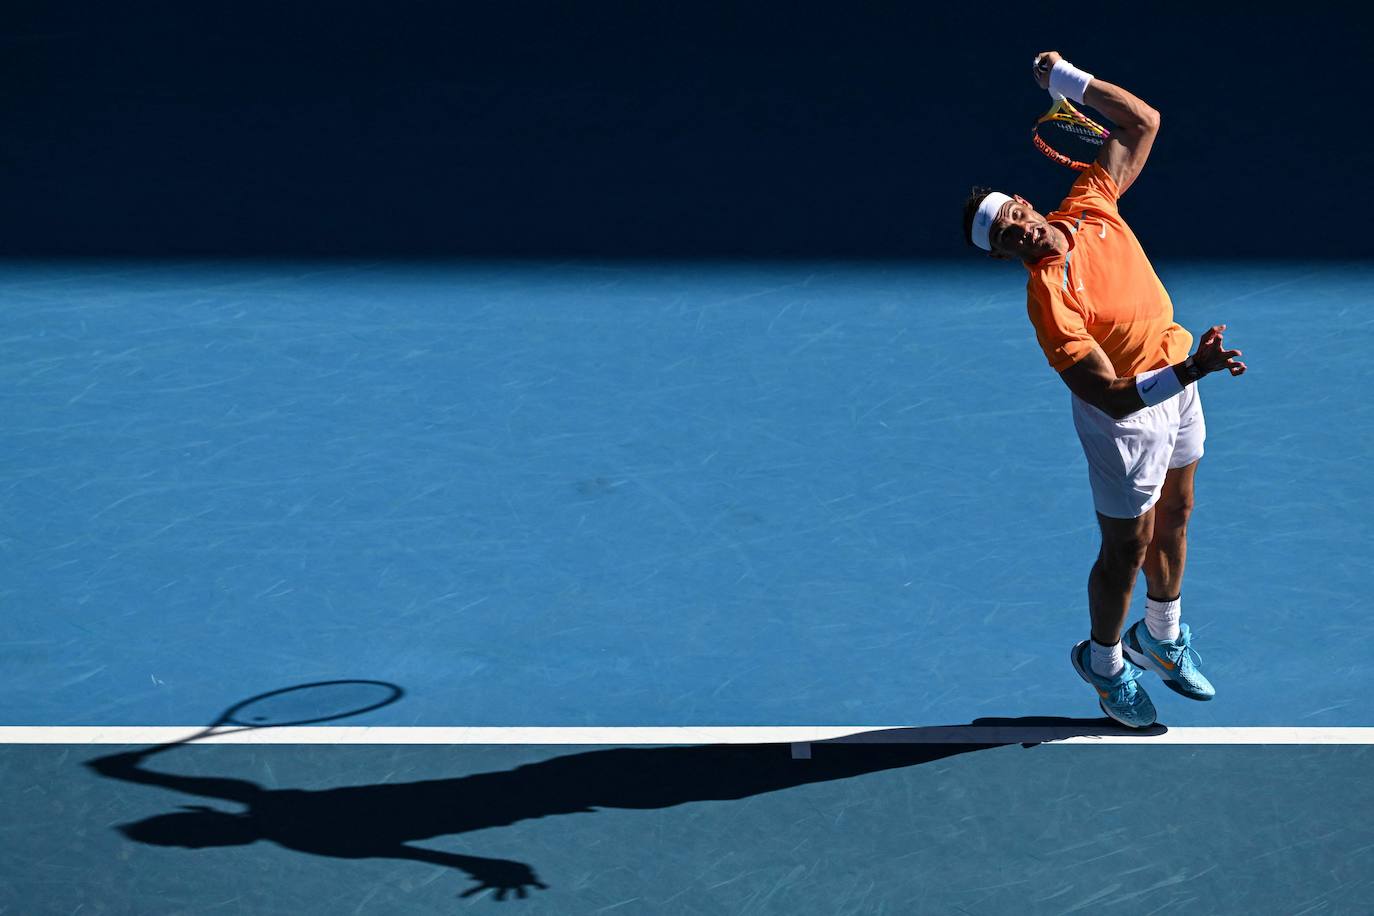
left=223, top=680, right=403, bottom=728
left=1054, top=121, right=1107, bottom=144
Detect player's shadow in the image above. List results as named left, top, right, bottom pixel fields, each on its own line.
left=85, top=714, right=1162, bottom=901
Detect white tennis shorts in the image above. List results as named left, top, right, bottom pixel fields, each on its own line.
left=1071, top=385, right=1205, bottom=519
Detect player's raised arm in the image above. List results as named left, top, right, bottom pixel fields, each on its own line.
left=85, top=748, right=261, bottom=803
left=1033, top=52, right=1159, bottom=196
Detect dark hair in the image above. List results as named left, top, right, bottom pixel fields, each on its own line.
left=962, top=186, right=995, bottom=248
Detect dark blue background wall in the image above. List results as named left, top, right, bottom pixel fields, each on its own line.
left=1, top=2, right=1365, bottom=258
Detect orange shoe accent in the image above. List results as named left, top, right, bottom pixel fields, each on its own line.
left=1147, top=647, right=1177, bottom=671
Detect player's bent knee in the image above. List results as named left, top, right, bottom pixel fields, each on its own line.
left=1155, top=494, right=1194, bottom=530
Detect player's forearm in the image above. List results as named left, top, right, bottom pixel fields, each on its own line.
left=1098, top=377, right=1148, bottom=420
left=1082, top=79, right=1160, bottom=134
left=84, top=750, right=259, bottom=801
left=1109, top=357, right=1204, bottom=419
left=1062, top=350, right=1200, bottom=420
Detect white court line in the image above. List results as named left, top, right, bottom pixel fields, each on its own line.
left=2, top=726, right=1373, bottom=745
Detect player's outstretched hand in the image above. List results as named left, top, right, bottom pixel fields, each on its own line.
left=1193, top=324, right=1247, bottom=377
left=1032, top=51, right=1062, bottom=90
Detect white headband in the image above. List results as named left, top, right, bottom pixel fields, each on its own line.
left=971, top=191, right=1012, bottom=251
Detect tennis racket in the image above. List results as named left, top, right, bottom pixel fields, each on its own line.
left=1031, top=56, right=1110, bottom=171
left=1033, top=96, right=1111, bottom=171
left=84, top=680, right=405, bottom=779
left=167, top=679, right=405, bottom=747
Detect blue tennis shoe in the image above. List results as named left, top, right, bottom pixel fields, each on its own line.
left=1071, top=640, right=1157, bottom=728
left=1124, top=620, right=1215, bottom=701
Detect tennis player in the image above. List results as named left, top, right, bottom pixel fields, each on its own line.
left=961, top=52, right=1246, bottom=727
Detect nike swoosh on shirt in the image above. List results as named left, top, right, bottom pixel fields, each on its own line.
left=1099, top=223, right=1108, bottom=239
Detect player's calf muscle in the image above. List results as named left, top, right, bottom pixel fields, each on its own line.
left=1099, top=531, right=1151, bottom=572
left=1102, top=538, right=1149, bottom=573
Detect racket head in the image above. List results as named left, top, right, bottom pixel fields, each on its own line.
left=218, top=679, right=405, bottom=729
left=1033, top=98, right=1111, bottom=172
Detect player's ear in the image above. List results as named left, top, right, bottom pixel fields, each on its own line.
left=1012, top=194, right=1032, bottom=209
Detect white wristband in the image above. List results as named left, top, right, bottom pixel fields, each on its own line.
left=1135, top=366, right=1185, bottom=407
left=1049, top=59, right=1094, bottom=104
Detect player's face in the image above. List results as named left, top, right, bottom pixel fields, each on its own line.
left=990, top=196, right=1058, bottom=262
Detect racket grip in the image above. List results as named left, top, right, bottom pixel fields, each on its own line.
left=1035, top=56, right=1060, bottom=100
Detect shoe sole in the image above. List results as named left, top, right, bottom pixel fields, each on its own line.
left=1123, top=632, right=1215, bottom=702
left=1070, top=641, right=1156, bottom=729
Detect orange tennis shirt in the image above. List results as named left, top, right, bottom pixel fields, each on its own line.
left=1024, top=163, right=1191, bottom=376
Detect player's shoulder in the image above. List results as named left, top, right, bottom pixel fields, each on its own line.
left=1057, top=163, right=1122, bottom=215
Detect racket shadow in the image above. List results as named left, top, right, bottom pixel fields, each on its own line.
left=83, top=713, right=1156, bottom=902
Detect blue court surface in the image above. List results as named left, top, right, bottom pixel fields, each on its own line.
left=4, top=260, right=1373, bottom=913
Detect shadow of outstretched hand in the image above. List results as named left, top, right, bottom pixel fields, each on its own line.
left=457, top=856, right=550, bottom=901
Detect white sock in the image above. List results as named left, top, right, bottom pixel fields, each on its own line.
left=1090, top=638, right=1124, bottom=678
left=1145, top=594, right=1181, bottom=642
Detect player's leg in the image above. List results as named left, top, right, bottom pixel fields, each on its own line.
left=1123, top=388, right=1215, bottom=700
left=1146, top=385, right=1206, bottom=607
left=1068, top=394, right=1170, bottom=727
left=1070, top=507, right=1159, bottom=727
left=1089, top=509, right=1155, bottom=647
left=1142, top=459, right=1197, bottom=603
